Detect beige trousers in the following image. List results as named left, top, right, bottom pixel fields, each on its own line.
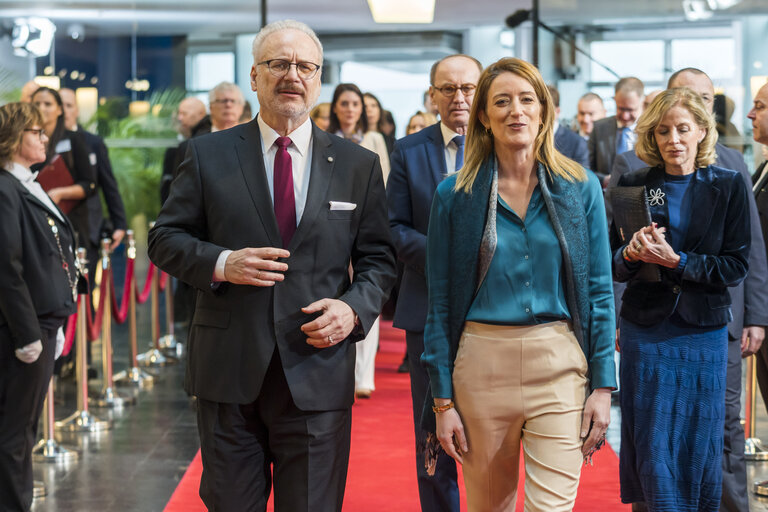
left=453, top=321, right=588, bottom=512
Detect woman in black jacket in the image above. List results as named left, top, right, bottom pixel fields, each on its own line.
left=0, top=102, right=79, bottom=511
left=611, top=87, right=750, bottom=511
left=30, top=87, right=96, bottom=250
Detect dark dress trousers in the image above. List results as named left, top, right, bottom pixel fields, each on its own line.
left=0, top=171, right=78, bottom=512
left=148, top=119, right=396, bottom=511
left=587, top=115, right=620, bottom=183
left=613, top=159, right=764, bottom=512
left=386, top=122, right=460, bottom=512
left=554, top=124, right=590, bottom=170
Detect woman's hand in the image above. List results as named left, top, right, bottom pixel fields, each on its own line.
left=47, top=187, right=64, bottom=205
left=435, top=406, right=468, bottom=464
left=581, top=387, right=611, bottom=456
left=627, top=224, right=679, bottom=268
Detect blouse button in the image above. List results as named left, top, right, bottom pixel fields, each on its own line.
left=525, top=307, right=530, bottom=313
left=525, top=282, right=530, bottom=287
left=524, top=255, right=529, bottom=260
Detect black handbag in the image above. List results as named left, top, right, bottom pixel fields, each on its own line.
left=611, top=186, right=661, bottom=282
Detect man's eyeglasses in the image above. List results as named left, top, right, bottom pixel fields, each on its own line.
left=211, top=98, right=241, bottom=106
left=258, top=59, right=321, bottom=80
left=433, top=84, right=477, bottom=98
left=24, top=128, right=46, bottom=140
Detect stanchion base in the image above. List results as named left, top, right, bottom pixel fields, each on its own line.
left=136, top=348, right=177, bottom=367
left=158, top=334, right=177, bottom=350
left=32, top=439, right=80, bottom=463
left=55, top=410, right=112, bottom=432
left=89, top=386, right=137, bottom=408
left=113, top=366, right=155, bottom=387
left=755, top=479, right=768, bottom=496
left=746, top=438, right=768, bottom=461
left=33, top=480, right=46, bottom=498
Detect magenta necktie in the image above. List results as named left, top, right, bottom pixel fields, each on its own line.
left=273, top=136, right=296, bottom=247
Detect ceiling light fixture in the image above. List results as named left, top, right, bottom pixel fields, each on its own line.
left=367, top=0, right=435, bottom=23
left=682, top=0, right=714, bottom=20
left=10, top=17, right=56, bottom=57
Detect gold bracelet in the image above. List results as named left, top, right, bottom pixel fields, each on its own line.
left=623, top=246, right=637, bottom=263
left=432, top=401, right=455, bottom=413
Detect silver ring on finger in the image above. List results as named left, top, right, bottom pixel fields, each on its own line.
left=256, top=270, right=262, bottom=279
left=328, top=335, right=334, bottom=344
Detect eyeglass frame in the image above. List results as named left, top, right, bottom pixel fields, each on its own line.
left=257, top=59, right=321, bottom=80
left=210, top=98, right=242, bottom=106
left=23, top=128, right=46, bottom=141
left=432, top=83, right=477, bottom=97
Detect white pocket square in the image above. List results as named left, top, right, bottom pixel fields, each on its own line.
left=329, top=201, right=356, bottom=211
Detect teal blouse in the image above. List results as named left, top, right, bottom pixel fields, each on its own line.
left=467, top=186, right=571, bottom=324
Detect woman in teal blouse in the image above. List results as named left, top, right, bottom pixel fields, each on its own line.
left=423, top=57, right=616, bottom=511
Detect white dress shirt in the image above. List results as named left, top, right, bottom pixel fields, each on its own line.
left=439, top=122, right=463, bottom=174
left=214, top=115, right=314, bottom=281
left=5, top=162, right=65, bottom=222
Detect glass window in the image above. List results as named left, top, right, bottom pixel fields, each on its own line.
left=671, top=38, right=735, bottom=80
left=589, top=40, right=665, bottom=83
left=188, top=52, right=235, bottom=92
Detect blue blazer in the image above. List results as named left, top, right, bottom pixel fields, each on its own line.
left=555, top=124, right=589, bottom=169
left=611, top=165, right=751, bottom=327
left=609, top=145, right=768, bottom=337
left=386, top=122, right=448, bottom=332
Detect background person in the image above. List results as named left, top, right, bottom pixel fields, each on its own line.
left=208, top=81, right=245, bottom=132
left=0, top=102, right=78, bottom=512
left=424, top=57, right=615, bottom=511
left=574, top=92, right=606, bottom=140
left=547, top=84, right=589, bottom=168
left=387, top=53, right=482, bottom=512
left=405, top=110, right=438, bottom=135
left=364, top=92, right=395, bottom=154
left=161, top=97, right=209, bottom=204
left=310, top=102, right=330, bottom=131
left=611, top=87, right=750, bottom=511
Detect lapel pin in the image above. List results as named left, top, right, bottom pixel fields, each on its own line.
left=327, top=156, right=334, bottom=163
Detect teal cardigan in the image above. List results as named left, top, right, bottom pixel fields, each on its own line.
left=421, top=160, right=616, bottom=430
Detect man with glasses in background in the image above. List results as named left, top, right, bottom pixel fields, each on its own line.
left=387, top=53, right=482, bottom=512
left=209, top=81, right=245, bottom=132
left=149, top=19, right=395, bottom=511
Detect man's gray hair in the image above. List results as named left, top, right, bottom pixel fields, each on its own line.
left=208, top=81, right=244, bottom=104
left=251, top=19, right=323, bottom=66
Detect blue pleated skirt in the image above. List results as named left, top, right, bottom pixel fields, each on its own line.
left=618, top=316, right=727, bottom=512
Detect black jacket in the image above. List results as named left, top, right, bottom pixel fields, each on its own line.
left=0, top=172, right=78, bottom=348
left=611, top=165, right=750, bottom=327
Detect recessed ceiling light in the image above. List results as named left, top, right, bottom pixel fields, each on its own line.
left=367, top=0, right=435, bottom=23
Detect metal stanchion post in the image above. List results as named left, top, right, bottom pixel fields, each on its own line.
left=158, top=272, right=180, bottom=355
left=55, top=248, right=112, bottom=433
left=114, top=231, right=154, bottom=387
left=91, top=239, right=136, bottom=408
left=137, top=222, right=176, bottom=367
left=33, top=377, right=79, bottom=463
left=746, top=354, right=768, bottom=462
left=33, top=480, right=46, bottom=498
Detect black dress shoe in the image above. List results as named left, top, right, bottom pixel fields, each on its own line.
left=397, top=354, right=409, bottom=374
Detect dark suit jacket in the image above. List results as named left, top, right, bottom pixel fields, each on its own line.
left=148, top=119, right=396, bottom=410
left=160, top=116, right=212, bottom=204
left=555, top=124, right=589, bottom=169
left=78, top=127, right=127, bottom=246
left=588, top=115, right=619, bottom=182
left=386, top=123, right=447, bottom=333
left=610, top=145, right=768, bottom=336
left=0, top=172, right=77, bottom=349
left=611, top=165, right=751, bottom=327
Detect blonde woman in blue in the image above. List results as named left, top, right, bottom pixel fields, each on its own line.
left=422, top=58, right=616, bottom=511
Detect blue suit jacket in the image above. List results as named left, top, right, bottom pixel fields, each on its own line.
left=555, top=124, right=589, bottom=169
left=387, top=122, right=448, bottom=332
left=609, top=144, right=768, bottom=336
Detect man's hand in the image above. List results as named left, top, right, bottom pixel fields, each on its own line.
left=581, top=387, right=611, bottom=456
left=741, top=326, right=766, bottom=357
left=15, top=340, right=43, bottom=364
left=110, top=229, right=126, bottom=251
left=223, top=247, right=289, bottom=286
left=301, top=299, right=356, bottom=348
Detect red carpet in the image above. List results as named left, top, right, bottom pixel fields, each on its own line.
left=164, top=321, right=628, bottom=511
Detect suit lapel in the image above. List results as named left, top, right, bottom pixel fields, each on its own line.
left=682, top=166, right=719, bottom=251
left=234, top=119, right=281, bottom=246
left=425, top=123, right=448, bottom=189
left=11, top=180, right=73, bottom=252
left=287, top=125, right=336, bottom=253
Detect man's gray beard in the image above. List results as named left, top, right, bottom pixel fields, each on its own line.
left=270, top=100, right=311, bottom=121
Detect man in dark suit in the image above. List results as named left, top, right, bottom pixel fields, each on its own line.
left=387, top=53, right=481, bottom=512
left=60, top=88, right=127, bottom=265
left=547, top=85, right=589, bottom=169
left=574, top=92, right=606, bottom=140
left=750, top=82, right=768, bottom=424
left=611, top=69, right=768, bottom=512
left=160, top=97, right=208, bottom=204
left=148, top=20, right=396, bottom=511
left=588, top=76, right=644, bottom=186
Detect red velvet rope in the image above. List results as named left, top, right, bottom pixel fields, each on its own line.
left=110, top=257, right=134, bottom=324
left=85, top=270, right=109, bottom=341
left=159, top=271, right=168, bottom=291
left=135, top=263, right=155, bottom=304
left=61, top=299, right=78, bottom=357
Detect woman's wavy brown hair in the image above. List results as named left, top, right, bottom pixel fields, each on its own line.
left=456, top=57, right=586, bottom=193
left=0, top=102, right=44, bottom=168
